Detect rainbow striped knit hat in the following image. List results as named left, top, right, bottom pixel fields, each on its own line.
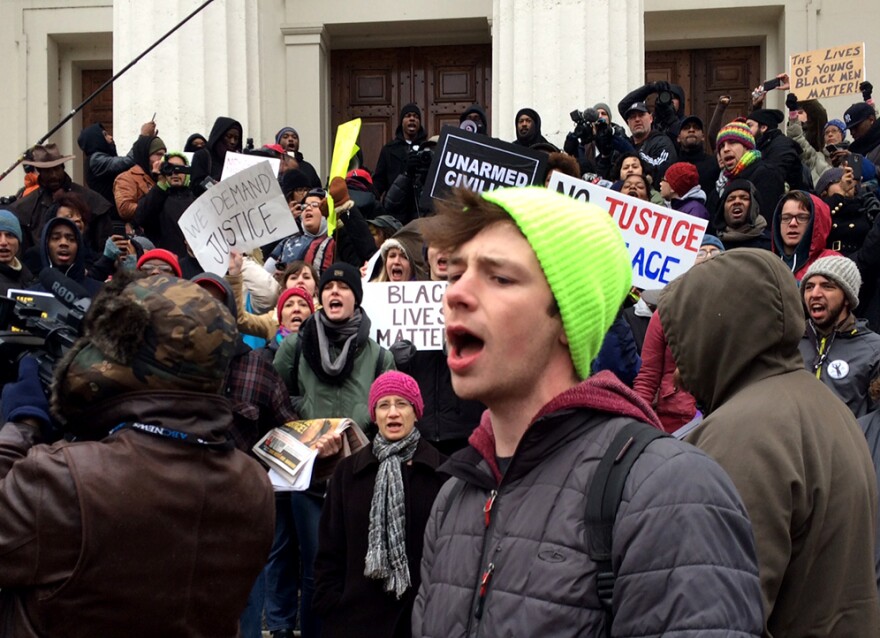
left=481, top=187, right=632, bottom=380
left=716, top=121, right=756, bottom=150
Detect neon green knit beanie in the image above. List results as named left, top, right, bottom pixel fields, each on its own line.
left=481, top=187, right=632, bottom=379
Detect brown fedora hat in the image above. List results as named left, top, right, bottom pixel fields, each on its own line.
left=23, top=143, right=76, bottom=168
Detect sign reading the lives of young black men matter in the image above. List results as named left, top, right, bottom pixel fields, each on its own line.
left=361, top=282, right=447, bottom=351
left=423, top=126, right=548, bottom=204
left=790, top=42, right=866, bottom=99
left=178, top=161, right=295, bottom=276
left=548, top=172, right=707, bottom=289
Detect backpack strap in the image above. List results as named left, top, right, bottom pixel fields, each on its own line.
left=374, top=345, right=389, bottom=379
left=290, top=336, right=303, bottom=394
left=438, top=477, right=466, bottom=530
left=585, top=421, right=668, bottom=634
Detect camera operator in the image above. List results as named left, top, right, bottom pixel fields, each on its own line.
left=134, top=152, right=193, bottom=260
left=563, top=106, right=629, bottom=177
left=383, top=140, right=436, bottom=224
left=617, top=80, right=686, bottom=137
left=0, top=273, right=274, bottom=638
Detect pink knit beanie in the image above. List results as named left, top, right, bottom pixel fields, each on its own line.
left=368, top=371, right=424, bottom=421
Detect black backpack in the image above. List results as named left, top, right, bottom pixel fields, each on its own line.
left=585, top=421, right=669, bottom=636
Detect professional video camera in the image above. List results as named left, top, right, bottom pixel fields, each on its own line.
left=407, top=144, right=435, bottom=179
left=569, top=108, right=609, bottom=144
left=0, top=270, right=90, bottom=391
left=159, top=161, right=192, bottom=177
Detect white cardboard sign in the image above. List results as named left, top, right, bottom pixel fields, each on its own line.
left=221, top=152, right=281, bottom=180
left=361, top=282, right=447, bottom=351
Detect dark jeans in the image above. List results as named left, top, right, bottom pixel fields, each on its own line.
left=290, top=491, right=323, bottom=638
left=264, top=492, right=300, bottom=632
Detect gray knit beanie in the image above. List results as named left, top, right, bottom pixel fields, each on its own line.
left=801, top=255, right=862, bottom=309
left=815, top=167, right=845, bottom=197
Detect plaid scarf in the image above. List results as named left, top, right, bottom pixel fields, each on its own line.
left=364, top=428, right=421, bottom=598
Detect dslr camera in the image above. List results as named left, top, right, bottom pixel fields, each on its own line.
left=159, top=162, right=192, bottom=177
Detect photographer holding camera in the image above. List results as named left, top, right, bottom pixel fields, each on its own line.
left=563, top=105, right=629, bottom=177
left=617, top=80, right=686, bottom=137
left=0, top=272, right=274, bottom=638
left=133, top=152, right=193, bottom=260
left=383, top=140, right=435, bottom=223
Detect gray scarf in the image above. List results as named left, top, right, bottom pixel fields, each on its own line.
left=315, top=308, right=362, bottom=376
left=365, top=428, right=421, bottom=598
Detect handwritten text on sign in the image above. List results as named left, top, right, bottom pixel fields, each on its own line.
left=790, top=42, right=865, bottom=99
left=548, top=172, right=707, bottom=289
left=361, top=282, right=447, bottom=351
left=178, top=161, right=295, bottom=275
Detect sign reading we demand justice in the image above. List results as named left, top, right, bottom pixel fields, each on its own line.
left=548, top=173, right=707, bottom=289
left=178, top=161, right=295, bottom=276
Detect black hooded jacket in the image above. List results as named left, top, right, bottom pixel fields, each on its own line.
left=512, top=108, right=550, bottom=147
left=757, top=128, right=806, bottom=191
left=373, top=105, right=428, bottom=198
left=190, top=116, right=244, bottom=193
left=459, top=104, right=489, bottom=135
left=617, top=83, right=685, bottom=135
left=850, top=119, right=880, bottom=170
left=77, top=123, right=134, bottom=209
left=713, top=179, right=771, bottom=250
left=29, top=216, right=103, bottom=297
left=134, top=153, right=193, bottom=259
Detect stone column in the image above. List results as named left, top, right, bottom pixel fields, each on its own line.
left=113, top=0, right=262, bottom=154
left=492, top=0, right=643, bottom=144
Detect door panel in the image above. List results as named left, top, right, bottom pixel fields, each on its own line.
left=332, top=44, right=491, bottom=172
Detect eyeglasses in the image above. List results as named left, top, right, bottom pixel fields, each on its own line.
left=303, top=202, right=322, bottom=210
left=375, top=399, right=413, bottom=413
left=697, top=248, right=720, bottom=258
left=780, top=213, right=811, bottom=225
left=140, top=264, right=176, bottom=275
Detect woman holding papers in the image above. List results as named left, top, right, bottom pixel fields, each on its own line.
left=314, top=371, right=447, bottom=638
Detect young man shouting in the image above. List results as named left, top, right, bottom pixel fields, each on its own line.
left=412, top=187, right=763, bottom=637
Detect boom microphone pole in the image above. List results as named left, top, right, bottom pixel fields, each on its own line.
left=0, top=0, right=218, bottom=184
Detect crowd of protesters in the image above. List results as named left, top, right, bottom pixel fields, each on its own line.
left=1, top=68, right=880, bottom=638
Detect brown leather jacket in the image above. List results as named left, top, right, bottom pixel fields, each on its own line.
left=113, top=164, right=155, bottom=221
left=0, top=391, right=274, bottom=638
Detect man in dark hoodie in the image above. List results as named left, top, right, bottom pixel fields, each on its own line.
left=373, top=104, right=428, bottom=196
left=714, top=179, right=771, bottom=250
left=191, top=116, right=244, bottom=194
left=622, top=102, right=677, bottom=179
left=28, top=216, right=103, bottom=297
left=459, top=104, right=489, bottom=135
left=275, top=126, right=322, bottom=188
left=76, top=120, right=156, bottom=214
left=512, top=107, right=550, bottom=147
left=747, top=108, right=807, bottom=190
left=412, top=187, right=763, bottom=638
left=660, top=249, right=880, bottom=637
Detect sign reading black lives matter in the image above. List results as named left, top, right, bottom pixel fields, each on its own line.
left=423, top=126, right=548, bottom=204
left=178, top=161, right=296, bottom=275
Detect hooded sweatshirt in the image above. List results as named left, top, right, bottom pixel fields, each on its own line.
left=372, top=104, right=428, bottom=198
left=770, top=191, right=838, bottom=280
left=459, top=104, right=489, bottom=135
left=714, top=179, right=771, bottom=250
left=30, top=216, right=103, bottom=297
left=512, top=107, right=550, bottom=147
left=190, top=116, right=244, bottom=190
left=77, top=123, right=134, bottom=207
left=134, top=151, right=193, bottom=258
left=659, top=248, right=880, bottom=637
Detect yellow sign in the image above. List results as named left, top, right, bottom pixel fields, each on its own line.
left=326, top=119, right=362, bottom=236
left=790, top=42, right=866, bottom=99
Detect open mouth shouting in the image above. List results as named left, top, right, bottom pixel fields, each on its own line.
left=446, top=324, right=485, bottom=373
left=389, top=264, right=406, bottom=281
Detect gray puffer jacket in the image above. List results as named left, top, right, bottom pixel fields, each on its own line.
left=412, top=374, right=763, bottom=637
left=799, top=316, right=880, bottom=417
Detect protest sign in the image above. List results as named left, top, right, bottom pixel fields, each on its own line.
left=221, top=152, right=281, bottom=180
left=178, top=161, right=295, bottom=275
left=326, top=118, right=362, bottom=235
left=361, top=281, right=447, bottom=351
left=423, top=126, right=547, bottom=205
left=548, top=172, right=707, bottom=289
left=790, top=42, right=866, bottom=99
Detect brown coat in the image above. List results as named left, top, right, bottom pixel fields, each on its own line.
left=660, top=248, right=880, bottom=637
left=0, top=391, right=274, bottom=638
left=113, top=164, right=155, bottom=221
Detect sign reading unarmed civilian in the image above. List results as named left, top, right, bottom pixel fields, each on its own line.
left=178, top=161, right=295, bottom=275
left=790, top=42, right=866, bottom=99
left=221, top=151, right=281, bottom=180
left=361, top=282, right=447, bottom=351
left=548, top=172, right=707, bottom=289
left=423, top=126, right=547, bottom=206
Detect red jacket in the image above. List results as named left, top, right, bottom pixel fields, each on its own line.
left=633, top=311, right=697, bottom=433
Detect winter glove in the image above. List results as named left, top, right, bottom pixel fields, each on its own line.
left=1, top=356, right=50, bottom=426
left=563, top=132, right=581, bottom=156
left=319, top=176, right=351, bottom=217
left=595, top=127, right=614, bottom=157
left=861, top=81, right=873, bottom=101
left=405, top=150, right=422, bottom=177
left=103, top=236, right=122, bottom=260
left=785, top=92, right=799, bottom=112
left=653, top=80, right=671, bottom=93
left=611, top=133, right=636, bottom=155
left=389, top=339, right=416, bottom=372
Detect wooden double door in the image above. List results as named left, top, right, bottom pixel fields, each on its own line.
left=331, top=45, right=492, bottom=173
left=646, top=46, right=761, bottom=135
